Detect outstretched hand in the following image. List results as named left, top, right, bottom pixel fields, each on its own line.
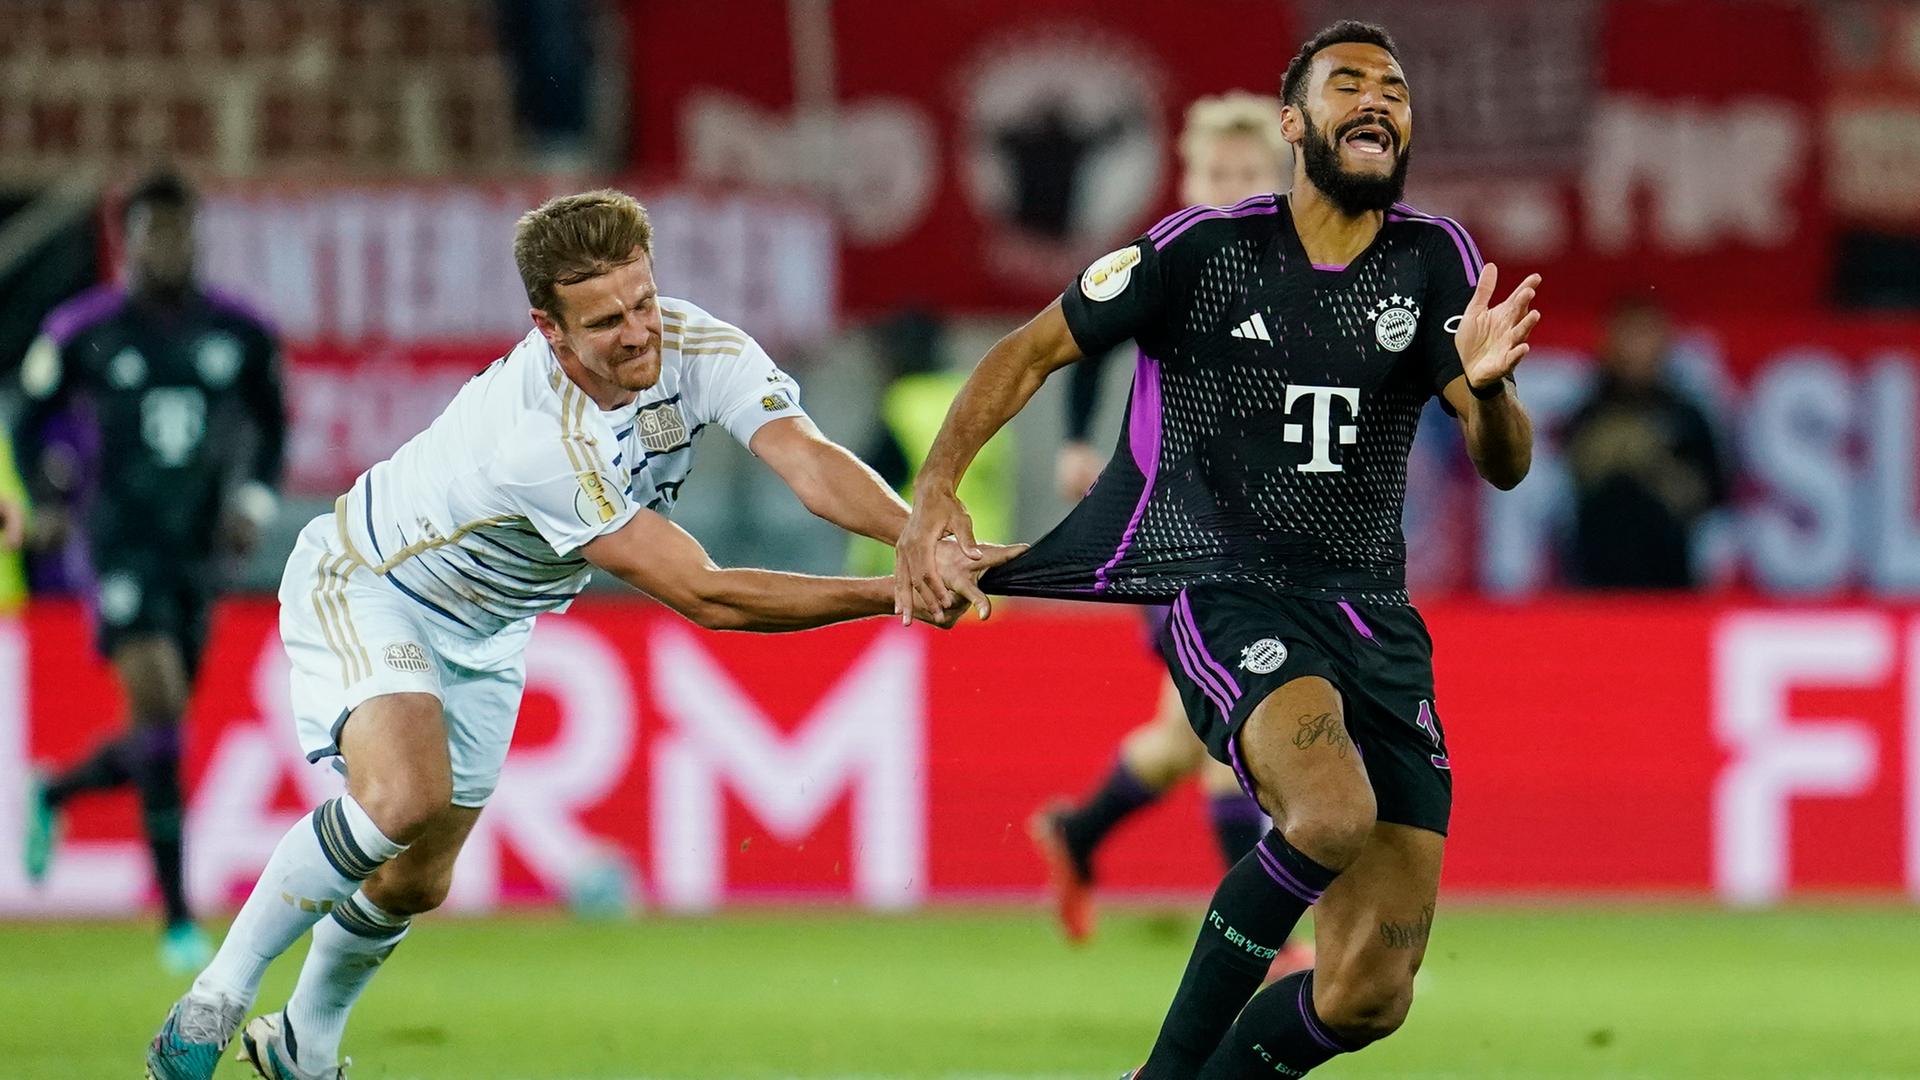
left=894, top=487, right=979, bottom=625
left=1453, top=263, right=1543, bottom=394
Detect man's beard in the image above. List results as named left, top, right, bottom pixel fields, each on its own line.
left=1300, top=117, right=1411, bottom=215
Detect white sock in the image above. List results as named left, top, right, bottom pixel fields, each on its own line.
left=193, top=796, right=405, bottom=1004
left=284, top=890, right=411, bottom=1071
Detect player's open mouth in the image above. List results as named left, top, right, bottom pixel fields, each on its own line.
left=1342, top=125, right=1393, bottom=156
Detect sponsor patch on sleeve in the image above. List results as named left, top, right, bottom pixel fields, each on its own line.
left=1079, top=245, right=1143, bottom=302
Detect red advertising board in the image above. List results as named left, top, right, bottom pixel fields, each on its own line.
left=1, top=597, right=1912, bottom=915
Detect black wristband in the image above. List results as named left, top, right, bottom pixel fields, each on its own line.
left=1467, top=375, right=1508, bottom=400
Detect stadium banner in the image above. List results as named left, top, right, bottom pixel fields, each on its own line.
left=625, top=0, right=1824, bottom=313
left=0, top=597, right=1912, bottom=916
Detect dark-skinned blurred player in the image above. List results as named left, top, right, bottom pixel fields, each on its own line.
left=0, top=171, right=287, bottom=973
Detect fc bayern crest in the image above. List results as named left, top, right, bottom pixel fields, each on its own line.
left=1239, top=638, right=1289, bottom=674
left=1372, top=295, right=1420, bottom=353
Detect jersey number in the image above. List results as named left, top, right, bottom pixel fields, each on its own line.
left=142, top=387, right=207, bottom=466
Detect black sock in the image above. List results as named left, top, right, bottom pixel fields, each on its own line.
left=1198, top=970, right=1361, bottom=1078
left=1137, top=830, right=1340, bottom=1079
left=1207, top=791, right=1267, bottom=868
left=128, top=721, right=190, bottom=926
left=1057, top=759, right=1162, bottom=878
left=44, top=736, right=136, bottom=807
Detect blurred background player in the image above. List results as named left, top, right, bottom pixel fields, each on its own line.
left=0, top=170, right=287, bottom=973
left=1561, top=296, right=1730, bottom=589
left=1032, top=93, right=1310, bottom=972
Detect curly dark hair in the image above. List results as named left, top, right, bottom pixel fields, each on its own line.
left=1280, top=21, right=1400, bottom=109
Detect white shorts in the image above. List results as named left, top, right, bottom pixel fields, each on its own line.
left=279, top=514, right=531, bottom=807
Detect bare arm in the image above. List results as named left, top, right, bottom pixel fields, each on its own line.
left=585, top=507, right=897, bottom=632
left=751, top=416, right=909, bottom=545
left=894, top=300, right=1083, bottom=618
left=1445, top=263, right=1542, bottom=491
left=584, top=507, right=1023, bottom=632
left=1442, top=375, right=1533, bottom=491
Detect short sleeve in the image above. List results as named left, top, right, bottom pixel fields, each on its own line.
left=683, top=334, right=809, bottom=450
left=1410, top=217, right=1485, bottom=402
left=493, top=416, right=640, bottom=557
left=1059, top=239, right=1165, bottom=357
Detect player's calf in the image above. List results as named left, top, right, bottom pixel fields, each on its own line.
left=1313, top=965, right=1415, bottom=1045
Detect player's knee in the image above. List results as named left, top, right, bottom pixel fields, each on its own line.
left=351, top=777, right=451, bottom=845
left=1315, top=971, right=1415, bottom=1045
left=1277, top=788, right=1376, bottom=869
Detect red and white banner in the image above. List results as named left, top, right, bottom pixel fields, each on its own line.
left=0, top=597, right=1912, bottom=915
left=625, top=0, right=1827, bottom=314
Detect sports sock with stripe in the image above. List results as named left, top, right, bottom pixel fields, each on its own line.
left=194, top=795, right=406, bottom=1004
left=1198, top=970, right=1360, bottom=1078
left=284, top=890, right=412, bottom=1071
left=1137, top=830, right=1340, bottom=1079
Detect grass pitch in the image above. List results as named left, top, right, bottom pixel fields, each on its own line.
left=1, top=904, right=1914, bottom=1079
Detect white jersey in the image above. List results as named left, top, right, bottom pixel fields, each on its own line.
left=331, top=297, right=807, bottom=637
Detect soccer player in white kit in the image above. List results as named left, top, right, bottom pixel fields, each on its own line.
left=145, top=190, right=1017, bottom=1080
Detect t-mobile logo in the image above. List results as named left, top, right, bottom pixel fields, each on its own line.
left=1281, top=384, right=1361, bottom=473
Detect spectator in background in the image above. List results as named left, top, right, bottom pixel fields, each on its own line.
left=496, top=0, right=597, bottom=171
left=846, top=310, right=1015, bottom=576
left=1562, top=297, right=1728, bottom=589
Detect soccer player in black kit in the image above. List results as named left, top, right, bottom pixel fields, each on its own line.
left=0, top=171, right=287, bottom=974
left=896, top=23, right=1539, bottom=1078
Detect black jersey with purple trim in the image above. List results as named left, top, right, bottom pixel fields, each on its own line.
left=14, top=285, right=286, bottom=556
left=983, top=194, right=1483, bottom=605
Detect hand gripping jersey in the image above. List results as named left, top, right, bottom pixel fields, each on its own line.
left=334, top=298, right=807, bottom=636
left=985, top=194, right=1485, bottom=605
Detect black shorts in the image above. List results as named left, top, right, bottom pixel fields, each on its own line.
left=1156, top=583, right=1452, bottom=835
left=91, top=555, right=214, bottom=681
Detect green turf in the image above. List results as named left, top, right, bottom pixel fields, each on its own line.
left=2, top=905, right=1915, bottom=1079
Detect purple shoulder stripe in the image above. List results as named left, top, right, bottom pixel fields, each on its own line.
left=1154, top=194, right=1281, bottom=251
left=202, top=288, right=278, bottom=335
left=41, top=284, right=127, bottom=347
left=1388, top=203, right=1482, bottom=285
left=1148, top=192, right=1279, bottom=242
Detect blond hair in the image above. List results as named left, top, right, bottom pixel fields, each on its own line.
left=1179, top=91, right=1289, bottom=169
left=513, top=189, right=654, bottom=319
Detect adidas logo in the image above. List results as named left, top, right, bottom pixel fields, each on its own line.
left=1230, top=312, right=1272, bottom=343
